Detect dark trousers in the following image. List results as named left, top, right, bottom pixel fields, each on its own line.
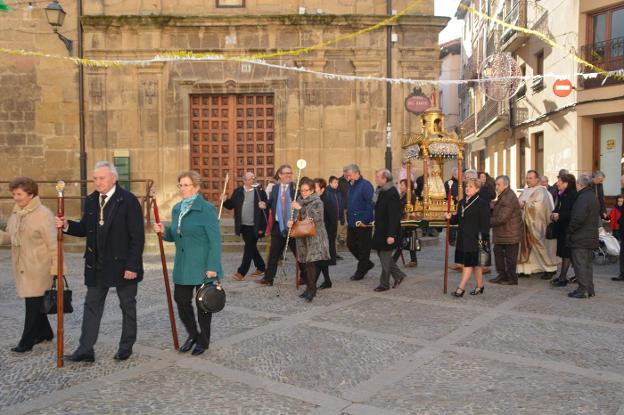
left=571, top=248, right=595, bottom=295
left=264, top=222, right=299, bottom=282
left=174, top=284, right=212, bottom=348
left=19, top=296, right=53, bottom=348
left=239, top=225, right=265, bottom=276
left=378, top=250, right=406, bottom=289
left=304, top=261, right=322, bottom=297
left=493, top=243, right=519, bottom=282
left=320, top=260, right=331, bottom=285
left=327, top=229, right=337, bottom=265
left=347, top=227, right=373, bottom=278
left=77, top=283, right=138, bottom=355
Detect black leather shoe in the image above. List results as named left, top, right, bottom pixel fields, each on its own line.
left=612, top=276, right=624, bottom=281
left=299, top=291, right=308, bottom=298
left=392, top=277, right=404, bottom=288
left=191, top=345, right=206, bottom=356
left=550, top=279, right=567, bottom=287
left=179, top=337, right=197, bottom=353
left=499, top=280, right=518, bottom=285
left=568, top=290, right=590, bottom=299
left=470, top=286, right=485, bottom=295
left=350, top=275, right=364, bottom=281
left=374, top=285, right=389, bottom=292
left=304, top=291, right=316, bottom=302
left=11, top=344, right=32, bottom=353
left=318, top=281, right=332, bottom=289
left=65, top=352, right=95, bottom=363
left=256, top=279, right=273, bottom=286
left=114, top=350, right=132, bottom=361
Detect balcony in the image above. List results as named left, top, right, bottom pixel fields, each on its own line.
left=500, top=0, right=528, bottom=52
left=579, top=37, right=624, bottom=89
left=462, top=56, right=478, bottom=80
left=476, top=100, right=509, bottom=137
left=460, top=113, right=475, bottom=138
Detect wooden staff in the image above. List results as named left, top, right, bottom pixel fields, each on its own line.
left=153, top=198, right=180, bottom=350
left=444, top=189, right=451, bottom=294
left=55, top=180, right=65, bottom=368
left=218, top=172, right=229, bottom=220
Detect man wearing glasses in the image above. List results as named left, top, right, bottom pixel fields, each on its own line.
left=257, top=164, right=301, bottom=286
left=222, top=172, right=268, bottom=281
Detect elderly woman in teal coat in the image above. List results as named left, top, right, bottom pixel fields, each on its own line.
left=154, top=171, right=223, bottom=356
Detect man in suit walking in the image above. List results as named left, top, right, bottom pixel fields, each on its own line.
left=257, top=164, right=301, bottom=286
left=56, top=161, right=144, bottom=362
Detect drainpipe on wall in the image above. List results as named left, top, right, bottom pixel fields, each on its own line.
left=385, top=0, right=393, bottom=171
left=78, top=0, right=87, bottom=206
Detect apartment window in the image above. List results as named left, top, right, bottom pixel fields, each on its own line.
left=216, top=0, right=245, bottom=7
left=533, top=132, right=544, bottom=177
left=588, top=6, right=624, bottom=66
left=532, top=50, right=544, bottom=91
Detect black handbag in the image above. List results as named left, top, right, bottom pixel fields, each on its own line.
left=546, top=222, right=557, bottom=240
left=42, top=275, right=73, bottom=314
left=478, top=234, right=491, bottom=267
left=195, top=280, right=226, bottom=314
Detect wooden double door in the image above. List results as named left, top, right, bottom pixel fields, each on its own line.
left=190, top=94, right=275, bottom=204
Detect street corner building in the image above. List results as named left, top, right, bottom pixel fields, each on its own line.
left=0, top=0, right=449, bottom=219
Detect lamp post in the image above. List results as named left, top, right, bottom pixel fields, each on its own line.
left=45, top=0, right=87, bottom=205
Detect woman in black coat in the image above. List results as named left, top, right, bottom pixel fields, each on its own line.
left=550, top=173, right=577, bottom=287
left=315, top=178, right=337, bottom=289
left=446, top=178, right=491, bottom=297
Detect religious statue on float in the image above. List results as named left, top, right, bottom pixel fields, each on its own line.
left=401, top=104, right=465, bottom=223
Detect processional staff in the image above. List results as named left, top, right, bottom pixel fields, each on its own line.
left=55, top=180, right=65, bottom=368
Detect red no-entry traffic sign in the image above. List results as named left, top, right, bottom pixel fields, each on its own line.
left=553, top=79, right=574, bottom=97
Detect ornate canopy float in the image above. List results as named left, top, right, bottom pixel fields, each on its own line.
left=401, top=105, right=465, bottom=225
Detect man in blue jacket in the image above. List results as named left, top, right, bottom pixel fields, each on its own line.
left=344, top=164, right=375, bottom=280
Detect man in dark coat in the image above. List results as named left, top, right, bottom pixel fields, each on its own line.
left=591, top=171, right=608, bottom=220
left=490, top=175, right=523, bottom=285
left=345, top=164, right=375, bottom=280
left=567, top=173, right=600, bottom=298
left=57, top=161, right=144, bottom=362
left=222, top=171, right=268, bottom=281
left=372, top=169, right=405, bottom=292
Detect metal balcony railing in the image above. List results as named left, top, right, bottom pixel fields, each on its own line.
left=580, top=37, right=624, bottom=88
left=460, top=113, right=475, bottom=137
left=476, top=100, right=508, bottom=133
left=501, top=0, right=527, bottom=47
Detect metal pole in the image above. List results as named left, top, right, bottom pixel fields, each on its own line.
left=77, top=0, right=87, bottom=206
left=55, top=180, right=66, bottom=367
left=385, top=0, right=393, bottom=171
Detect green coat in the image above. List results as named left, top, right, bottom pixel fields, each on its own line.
left=163, top=197, right=223, bottom=285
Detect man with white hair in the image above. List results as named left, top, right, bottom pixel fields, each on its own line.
left=591, top=171, right=608, bottom=220
left=56, top=161, right=145, bottom=362
left=567, top=173, right=599, bottom=298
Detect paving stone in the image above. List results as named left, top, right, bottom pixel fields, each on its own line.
left=457, top=315, right=624, bottom=375
left=25, top=365, right=317, bottom=415
left=208, top=324, right=421, bottom=395
left=365, top=351, right=624, bottom=415
left=313, top=296, right=471, bottom=341
left=0, top=336, right=151, bottom=410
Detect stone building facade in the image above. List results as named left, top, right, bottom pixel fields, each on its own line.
left=0, top=0, right=448, bottom=218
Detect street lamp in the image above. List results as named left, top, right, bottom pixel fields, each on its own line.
left=45, top=0, right=73, bottom=55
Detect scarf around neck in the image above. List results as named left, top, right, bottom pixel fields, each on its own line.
left=10, top=196, right=42, bottom=247
left=373, top=181, right=394, bottom=204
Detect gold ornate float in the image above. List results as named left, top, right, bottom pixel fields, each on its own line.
left=401, top=106, right=465, bottom=224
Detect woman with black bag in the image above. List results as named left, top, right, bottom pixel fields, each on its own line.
left=550, top=173, right=577, bottom=287
left=445, top=178, right=491, bottom=297
left=153, top=171, right=223, bottom=356
left=289, top=177, right=330, bottom=302
left=0, top=177, right=56, bottom=353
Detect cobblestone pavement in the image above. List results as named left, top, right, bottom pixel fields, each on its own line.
left=2, top=238, right=624, bottom=415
